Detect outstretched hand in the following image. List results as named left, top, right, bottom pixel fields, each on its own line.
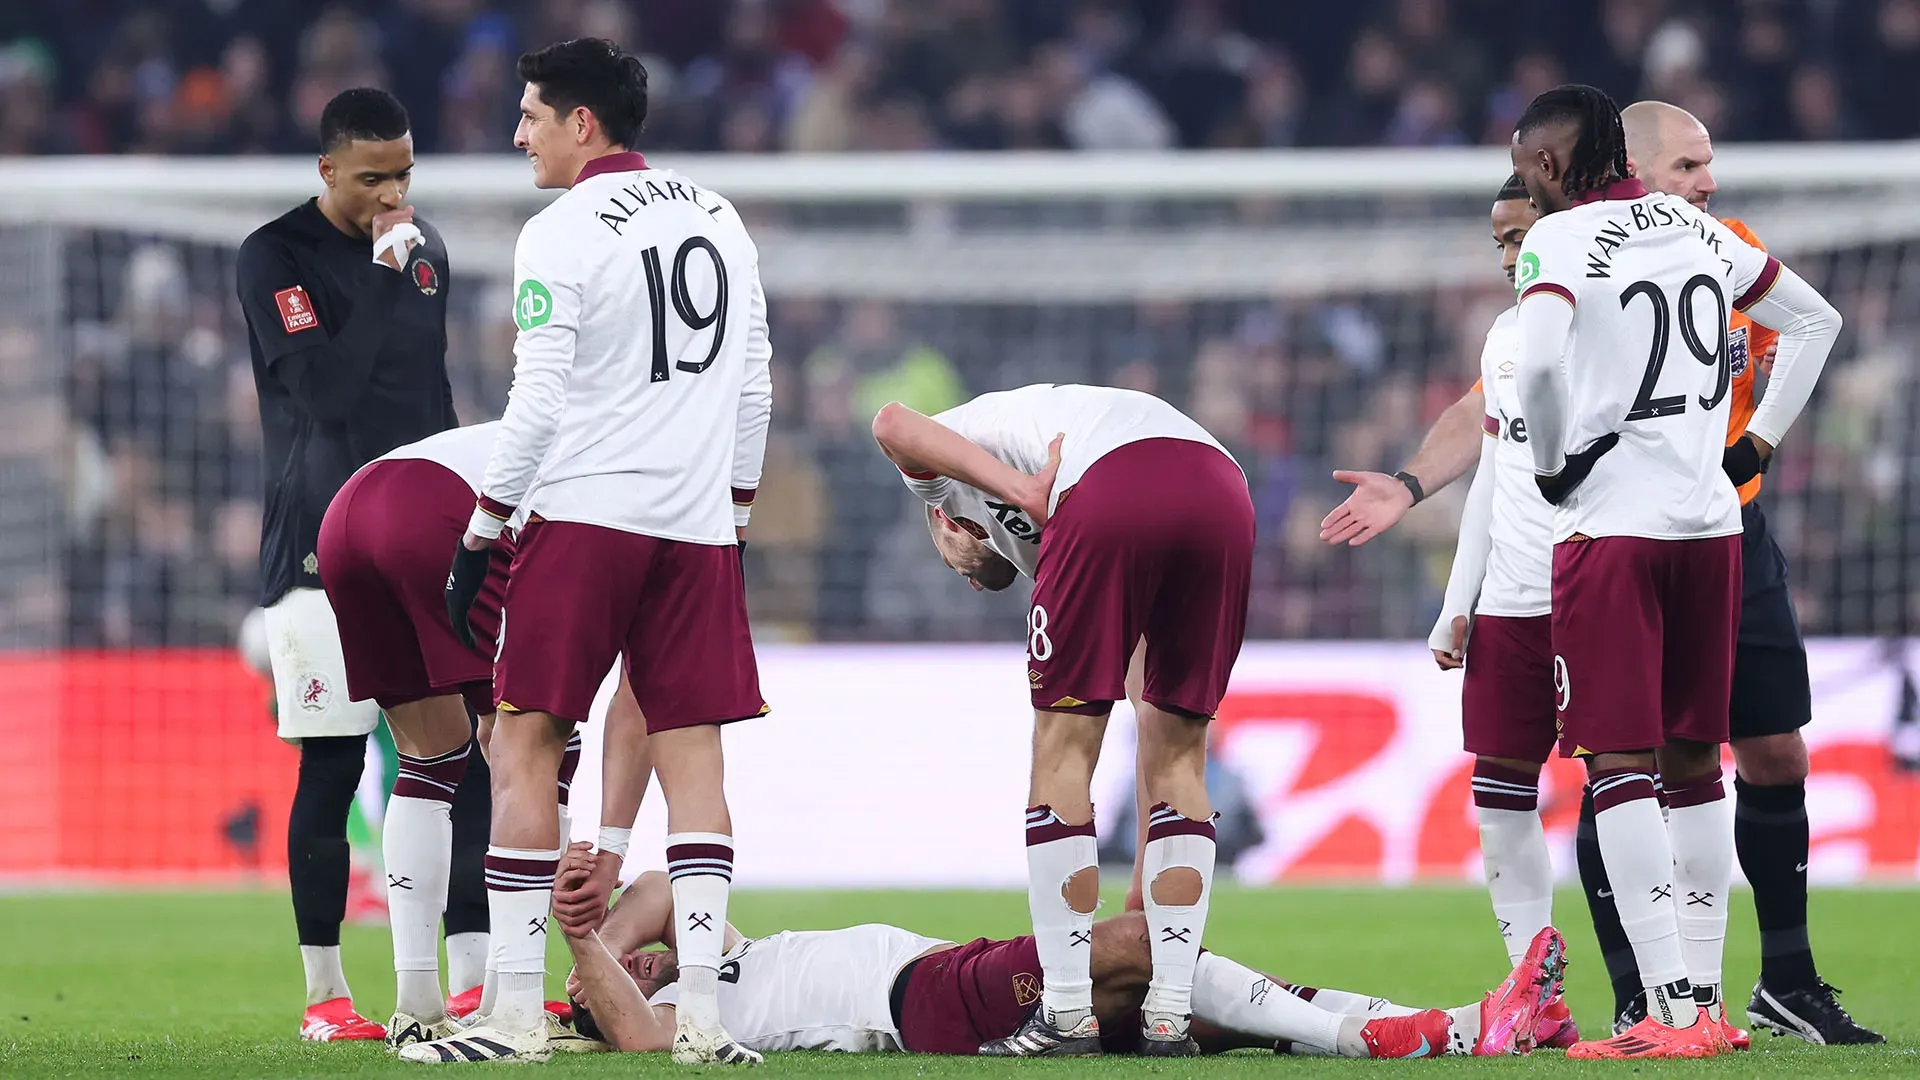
left=1319, top=470, right=1416, bottom=546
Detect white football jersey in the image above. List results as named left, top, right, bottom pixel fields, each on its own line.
left=899, top=384, right=1236, bottom=579
left=1476, top=309, right=1553, bottom=616
left=478, top=153, right=774, bottom=544
left=374, top=421, right=500, bottom=493
left=647, top=925, right=950, bottom=1054
left=1517, top=184, right=1774, bottom=541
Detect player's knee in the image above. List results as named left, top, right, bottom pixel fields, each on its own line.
left=1063, top=866, right=1100, bottom=914
left=1731, top=732, right=1809, bottom=786
left=1655, top=739, right=1721, bottom=786
left=1149, top=865, right=1203, bottom=907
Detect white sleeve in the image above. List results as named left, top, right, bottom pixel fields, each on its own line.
left=1513, top=222, right=1580, bottom=478
left=1738, top=261, right=1842, bottom=448
left=471, top=219, right=581, bottom=537
left=732, top=272, right=774, bottom=528
left=1430, top=433, right=1497, bottom=651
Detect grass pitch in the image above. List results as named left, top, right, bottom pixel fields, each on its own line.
left=0, top=885, right=1914, bottom=1077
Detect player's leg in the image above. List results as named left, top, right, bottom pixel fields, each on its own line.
left=381, top=693, right=474, bottom=1039
left=1460, top=615, right=1559, bottom=971
left=484, top=708, right=572, bottom=1031
left=621, top=537, right=767, bottom=1065
left=1127, top=437, right=1255, bottom=1055
left=1132, top=701, right=1213, bottom=1050
left=1727, top=510, right=1881, bottom=1042
left=1573, top=784, right=1644, bottom=1030
left=443, top=715, right=489, bottom=1014
left=1652, top=532, right=1743, bottom=1046
left=266, top=585, right=385, bottom=1041
left=988, top=705, right=1108, bottom=1056
left=1553, top=539, right=1714, bottom=1059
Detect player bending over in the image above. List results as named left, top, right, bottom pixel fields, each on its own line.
left=873, top=384, right=1252, bottom=1055
left=318, top=421, right=584, bottom=1047
left=1509, top=85, right=1840, bottom=1059
left=550, top=848, right=1566, bottom=1060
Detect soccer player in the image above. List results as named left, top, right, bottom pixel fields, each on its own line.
left=235, top=87, right=461, bottom=1041
left=1563, top=100, right=1879, bottom=1046
left=550, top=847, right=1566, bottom=1060
left=316, top=422, right=586, bottom=1047
left=1425, top=174, right=1580, bottom=1050
left=426, top=38, right=773, bottom=1065
left=1508, top=85, right=1841, bottom=1058
left=872, top=384, right=1251, bottom=1056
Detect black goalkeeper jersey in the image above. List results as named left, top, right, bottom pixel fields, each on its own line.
left=237, top=198, right=457, bottom=606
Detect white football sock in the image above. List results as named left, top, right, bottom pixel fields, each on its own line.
left=1667, top=777, right=1733, bottom=1011
left=478, top=960, right=498, bottom=1017
left=384, top=794, right=453, bottom=1017
left=1193, top=953, right=1341, bottom=1051
left=1294, top=985, right=1419, bottom=1017
left=446, top=932, right=487, bottom=998
left=667, top=832, right=735, bottom=1029
left=300, top=944, right=351, bottom=1006
left=1142, top=806, right=1216, bottom=1018
left=1591, top=769, right=1697, bottom=1028
left=485, top=845, right=560, bottom=1034
left=1476, top=806, right=1554, bottom=966
left=1024, top=806, right=1098, bottom=1021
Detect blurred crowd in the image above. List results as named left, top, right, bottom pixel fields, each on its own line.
left=7, top=222, right=1918, bottom=649
left=1, top=0, right=1918, bottom=648
left=3, top=0, right=1920, bottom=157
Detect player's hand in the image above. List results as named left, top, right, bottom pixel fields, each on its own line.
left=1019, top=432, right=1065, bottom=529
left=1755, top=339, right=1778, bottom=378
left=1722, top=432, right=1772, bottom=486
left=1534, top=432, right=1619, bottom=506
left=1433, top=615, right=1468, bottom=670
left=371, top=206, right=420, bottom=270
left=1320, top=470, right=1414, bottom=546
left=445, top=538, right=491, bottom=650
left=555, top=844, right=621, bottom=939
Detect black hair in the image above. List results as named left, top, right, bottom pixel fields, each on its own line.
left=517, top=38, right=649, bottom=148
left=1515, top=84, right=1628, bottom=198
left=1496, top=172, right=1529, bottom=202
left=318, top=88, right=410, bottom=154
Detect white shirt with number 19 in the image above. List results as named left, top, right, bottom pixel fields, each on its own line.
left=1514, top=183, right=1837, bottom=543
left=476, top=153, right=773, bottom=544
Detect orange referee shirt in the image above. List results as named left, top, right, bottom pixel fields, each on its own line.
left=1721, top=217, right=1775, bottom=505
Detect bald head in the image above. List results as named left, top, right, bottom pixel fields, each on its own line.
left=1623, top=100, right=1718, bottom=209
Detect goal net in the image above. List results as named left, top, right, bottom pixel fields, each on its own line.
left=3, top=148, right=1918, bottom=883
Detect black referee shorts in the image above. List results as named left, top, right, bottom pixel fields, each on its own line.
left=1731, top=500, right=1811, bottom=740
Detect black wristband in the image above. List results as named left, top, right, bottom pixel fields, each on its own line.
left=1392, top=470, right=1426, bottom=505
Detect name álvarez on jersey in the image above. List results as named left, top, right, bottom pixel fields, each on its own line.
left=1516, top=187, right=1773, bottom=542
left=646, top=925, right=950, bottom=1054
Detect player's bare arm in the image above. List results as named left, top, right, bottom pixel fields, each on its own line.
left=562, top=928, right=678, bottom=1052
left=554, top=674, right=652, bottom=938
left=1319, top=387, right=1485, bottom=546
left=872, top=402, right=1063, bottom=527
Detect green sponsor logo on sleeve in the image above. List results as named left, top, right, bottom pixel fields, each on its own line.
left=1515, top=251, right=1540, bottom=293
left=514, top=279, right=553, bottom=331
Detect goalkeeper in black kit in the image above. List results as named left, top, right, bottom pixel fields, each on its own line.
left=235, top=87, right=480, bottom=1042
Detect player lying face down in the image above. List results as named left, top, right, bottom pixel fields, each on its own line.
left=554, top=847, right=1569, bottom=1059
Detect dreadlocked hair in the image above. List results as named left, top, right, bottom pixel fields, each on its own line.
left=1516, top=84, right=1628, bottom=199
left=1496, top=173, right=1529, bottom=202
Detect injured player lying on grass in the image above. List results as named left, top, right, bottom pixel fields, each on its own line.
left=551, top=848, right=1568, bottom=1060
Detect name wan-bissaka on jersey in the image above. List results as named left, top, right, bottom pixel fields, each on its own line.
left=1581, top=200, right=1734, bottom=280
left=596, top=178, right=724, bottom=234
